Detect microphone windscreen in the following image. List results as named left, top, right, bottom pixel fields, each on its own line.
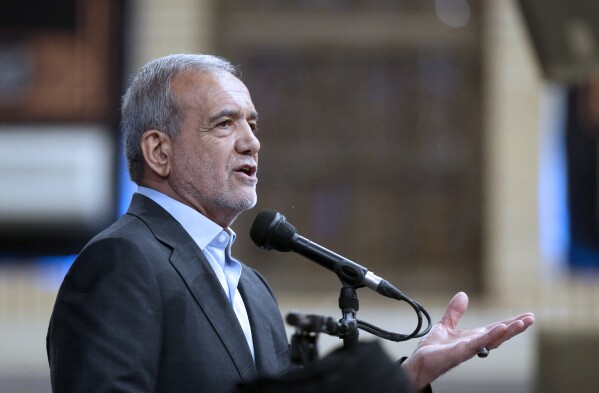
left=250, top=209, right=296, bottom=251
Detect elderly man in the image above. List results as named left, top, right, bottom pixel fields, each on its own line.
left=47, top=54, right=534, bottom=393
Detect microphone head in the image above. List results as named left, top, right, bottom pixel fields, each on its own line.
left=250, top=209, right=297, bottom=251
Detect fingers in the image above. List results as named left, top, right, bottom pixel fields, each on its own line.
left=439, top=292, right=469, bottom=329
left=461, top=313, right=533, bottom=355
left=486, top=314, right=535, bottom=350
left=483, top=312, right=535, bottom=330
left=466, top=323, right=507, bottom=356
left=437, top=292, right=535, bottom=355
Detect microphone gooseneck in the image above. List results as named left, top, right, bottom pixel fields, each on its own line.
left=250, top=209, right=432, bottom=342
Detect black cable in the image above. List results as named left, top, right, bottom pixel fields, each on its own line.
left=357, top=302, right=431, bottom=342
left=357, top=280, right=432, bottom=341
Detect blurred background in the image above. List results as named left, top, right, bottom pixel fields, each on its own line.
left=1, top=0, right=599, bottom=392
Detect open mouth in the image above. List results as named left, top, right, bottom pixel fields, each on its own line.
left=236, top=164, right=257, bottom=177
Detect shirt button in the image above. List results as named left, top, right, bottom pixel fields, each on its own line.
left=218, top=234, right=227, bottom=243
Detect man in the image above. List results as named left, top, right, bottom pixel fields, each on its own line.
left=47, top=54, right=534, bottom=393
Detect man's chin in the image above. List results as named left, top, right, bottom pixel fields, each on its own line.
left=231, top=194, right=257, bottom=212
left=216, top=188, right=257, bottom=214
left=241, top=197, right=257, bottom=211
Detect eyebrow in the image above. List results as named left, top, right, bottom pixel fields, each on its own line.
left=208, top=109, right=259, bottom=124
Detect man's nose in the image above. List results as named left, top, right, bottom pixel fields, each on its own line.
left=236, top=123, right=260, bottom=155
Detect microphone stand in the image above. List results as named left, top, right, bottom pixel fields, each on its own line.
left=286, top=255, right=432, bottom=366
left=287, top=281, right=363, bottom=366
left=338, top=286, right=360, bottom=349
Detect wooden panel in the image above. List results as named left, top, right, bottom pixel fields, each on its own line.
left=220, top=2, right=484, bottom=295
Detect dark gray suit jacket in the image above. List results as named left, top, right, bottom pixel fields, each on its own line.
left=47, top=193, right=291, bottom=393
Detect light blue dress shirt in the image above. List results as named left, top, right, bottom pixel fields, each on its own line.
left=136, top=186, right=255, bottom=360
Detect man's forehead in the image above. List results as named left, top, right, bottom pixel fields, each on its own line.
left=173, top=70, right=245, bottom=93
left=171, top=70, right=256, bottom=123
left=173, top=70, right=252, bottom=104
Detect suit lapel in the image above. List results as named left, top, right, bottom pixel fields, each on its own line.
left=127, top=194, right=257, bottom=380
left=238, top=272, right=277, bottom=374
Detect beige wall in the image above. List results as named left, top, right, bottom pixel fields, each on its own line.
left=2, top=1, right=599, bottom=392
left=125, top=0, right=216, bottom=72
left=484, top=0, right=542, bottom=306
left=485, top=0, right=599, bottom=329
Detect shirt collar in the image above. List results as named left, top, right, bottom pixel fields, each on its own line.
left=136, top=186, right=236, bottom=249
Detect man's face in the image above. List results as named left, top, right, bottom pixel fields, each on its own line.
left=168, top=70, right=260, bottom=226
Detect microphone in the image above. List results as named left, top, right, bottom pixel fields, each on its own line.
left=250, top=209, right=404, bottom=299
left=251, top=209, right=433, bottom=342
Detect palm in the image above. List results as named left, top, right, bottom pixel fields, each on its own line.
left=401, top=292, right=535, bottom=390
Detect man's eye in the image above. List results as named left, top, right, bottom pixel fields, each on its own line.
left=250, top=123, right=259, bottom=133
left=217, top=120, right=232, bottom=128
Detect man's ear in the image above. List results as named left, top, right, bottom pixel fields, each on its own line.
left=140, top=130, right=172, bottom=178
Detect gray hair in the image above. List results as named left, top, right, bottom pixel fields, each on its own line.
left=121, top=53, right=238, bottom=184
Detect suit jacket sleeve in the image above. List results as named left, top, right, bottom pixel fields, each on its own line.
left=47, top=235, right=163, bottom=392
